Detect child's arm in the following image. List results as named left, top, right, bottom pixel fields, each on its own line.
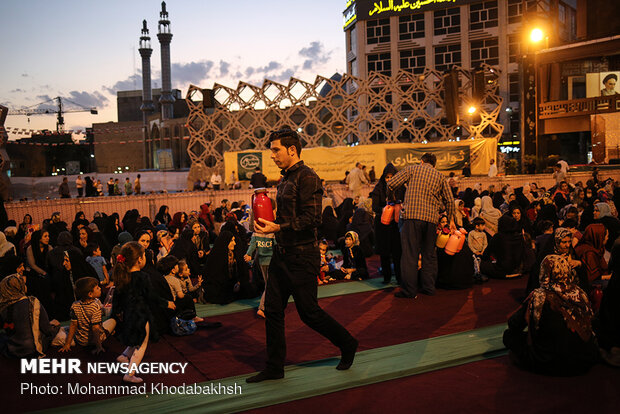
left=59, top=321, right=78, bottom=352
left=91, top=324, right=105, bottom=354
left=245, top=235, right=257, bottom=258
left=102, top=266, right=110, bottom=285
left=174, top=280, right=185, bottom=299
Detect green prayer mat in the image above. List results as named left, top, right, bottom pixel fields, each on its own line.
left=196, top=277, right=396, bottom=317
left=41, top=324, right=507, bottom=414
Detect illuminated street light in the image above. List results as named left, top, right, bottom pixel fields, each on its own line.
left=530, top=28, right=544, bottom=43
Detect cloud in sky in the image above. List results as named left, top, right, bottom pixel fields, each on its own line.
left=103, top=74, right=142, bottom=94
left=299, top=41, right=331, bottom=71
left=219, top=60, right=230, bottom=77
left=171, top=60, right=214, bottom=87
left=66, top=90, right=108, bottom=108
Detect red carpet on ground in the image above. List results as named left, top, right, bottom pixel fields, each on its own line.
left=245, top=355, right=620, bottom=414
left=4, top=275, right=527, bottom=412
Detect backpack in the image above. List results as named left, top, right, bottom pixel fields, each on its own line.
left=170, top=316, right=196, bottom=336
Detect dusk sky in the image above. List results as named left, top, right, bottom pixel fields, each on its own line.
left=1, top=0, right=347, bottom=138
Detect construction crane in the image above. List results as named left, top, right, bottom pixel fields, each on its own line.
left=8, top=96, right=98, bottom=133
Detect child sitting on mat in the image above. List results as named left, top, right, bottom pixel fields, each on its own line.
left=57, top=277, right=116, bottom=354
left=318, top=239, right=338, bottom=285
left=177, top=259, right=203, bottom=302
left=339, top=231, right=369, bottom=281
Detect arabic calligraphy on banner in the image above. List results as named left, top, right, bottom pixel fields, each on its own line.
left=352, top=0, right=477, bottom=20
left=386, top=145, right=469, bottom=171
left=369, top=0, right=456, bottom=16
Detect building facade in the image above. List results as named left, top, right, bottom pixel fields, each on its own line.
left=343, top=0, right=577, bottom=160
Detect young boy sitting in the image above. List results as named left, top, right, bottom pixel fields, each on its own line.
left=177, top=259, right=203, bottom=301
left=156, top=255, right=203, bottom=323
left=468, top=217, right=489, bottom=283
left=58, top=277, right=116, bottom=354
left=85, top=243, right=110, bottom=286
left=318, top=239, right=337, bottom=285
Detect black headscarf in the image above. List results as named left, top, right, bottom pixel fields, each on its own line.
left=203, top=231, right=251, bottom=304
left=30, top=230, right=50, bottom=271
left=320, top=206, right=339, bottom=242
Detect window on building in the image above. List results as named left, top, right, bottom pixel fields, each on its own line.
left=399, top=13, right=425, bottom=40
left=434, top=44, right=461, bottom=72
left=349, top=26, right=357, bottom=53
left=400, top=48, right=426, bottom=74
left=367, top=52, right=392, bottom=76
left=509, top=72, right=520, bottom=103
left=508, top=34, right=521, bottom=63
left=350, top=58, right=358, bottom=77
left=434, top=7, right=460, bottom=36
left=471, top=38, right=499, bottom=67
left=558, top=3, right=566, bottom=24
left=470, top=1, right=498, bottom=30
left=507, top=0, right=523, bottom=24
left=366, top=18, right=390, bottom=45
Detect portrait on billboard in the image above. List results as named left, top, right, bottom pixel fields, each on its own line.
left=586, top=71, right=620, bottom=97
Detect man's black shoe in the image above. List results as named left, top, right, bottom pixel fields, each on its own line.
left=245, top=371, right=284, bottom=383
left=202, top=321, right=223, bottom=329
left=394, top=291, right=416, bottom=299
left=337, top=339, right=359, bottom=370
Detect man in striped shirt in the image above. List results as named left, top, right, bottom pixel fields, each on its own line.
left=387, top=153, right=456, bottom=298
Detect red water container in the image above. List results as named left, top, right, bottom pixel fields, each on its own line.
left=445, top=230, right=464, bottom=256
left=252, top=188, right=275, bottom=223
left=381, top=203, right=394, bottom=225
left=590, top=285, right=603, bottom=313
left=393, top=202, right=402, bottom=224
left=456, top=228, right=467, bottom=253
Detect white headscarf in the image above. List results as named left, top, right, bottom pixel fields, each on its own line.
left=480, top=196, right=501, bottom=235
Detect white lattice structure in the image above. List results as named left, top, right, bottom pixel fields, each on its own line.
left=185, top=66, right=503, bottom=179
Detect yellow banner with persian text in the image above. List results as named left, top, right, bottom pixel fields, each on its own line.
left=224, top=139, right=496, bottom=182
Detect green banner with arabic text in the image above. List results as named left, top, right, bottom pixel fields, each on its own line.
left=386, top=145, right=470, bottom=171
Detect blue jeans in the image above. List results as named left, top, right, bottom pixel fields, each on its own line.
left=400, top=219, right=438, bottom=296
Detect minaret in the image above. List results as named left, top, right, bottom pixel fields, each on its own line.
left=157, top=1, right=175, bottom=120
left=139, top=20, right=155, bottom=169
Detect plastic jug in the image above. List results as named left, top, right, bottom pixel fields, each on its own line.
left=436, top=231, right=450, bottom=248
left=445, top=230, right=464, bottom=255
left=590, top=285, right=603, bottom=313
left=252, top=188, right=275, bottom=223
left=381, top=203, right=395, bottom=225
left=393, top=201, right=402, bottom=224
left=456, top=228, right=467, bottom=253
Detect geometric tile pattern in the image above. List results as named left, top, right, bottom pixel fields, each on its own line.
left=185, top=65, right=503, bottom=175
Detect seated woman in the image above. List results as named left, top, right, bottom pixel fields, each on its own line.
left=593, top=202, right=620, bottom=251
left=574, top=223, right=609, bottom=284
left=436, top=218, right=474, bottom=290
left=319, top=206, right=339, bottom=244
left=479, top=196, right=501, bottom=236
left=454, top=199, right=471, bottom=231
left=503, top=254, right=599, bottom=375
left=0, top=274, right=60, bottom=358
left=481, top=215, right=533, bottom=279
left=509, top=202, right=533, bottom=236
left=597, top=241, right=620, bottom=366
left=203, top=231, right=253, bottom=304
left=337, top=231, right=369, bottom=281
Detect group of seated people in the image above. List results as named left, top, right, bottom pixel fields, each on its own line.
left=443, top=175, right=620, bottom=374
left=1, top=167, right=619, bottom=380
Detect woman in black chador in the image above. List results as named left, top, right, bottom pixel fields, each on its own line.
left=203, top=231, right=253, bottom=304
